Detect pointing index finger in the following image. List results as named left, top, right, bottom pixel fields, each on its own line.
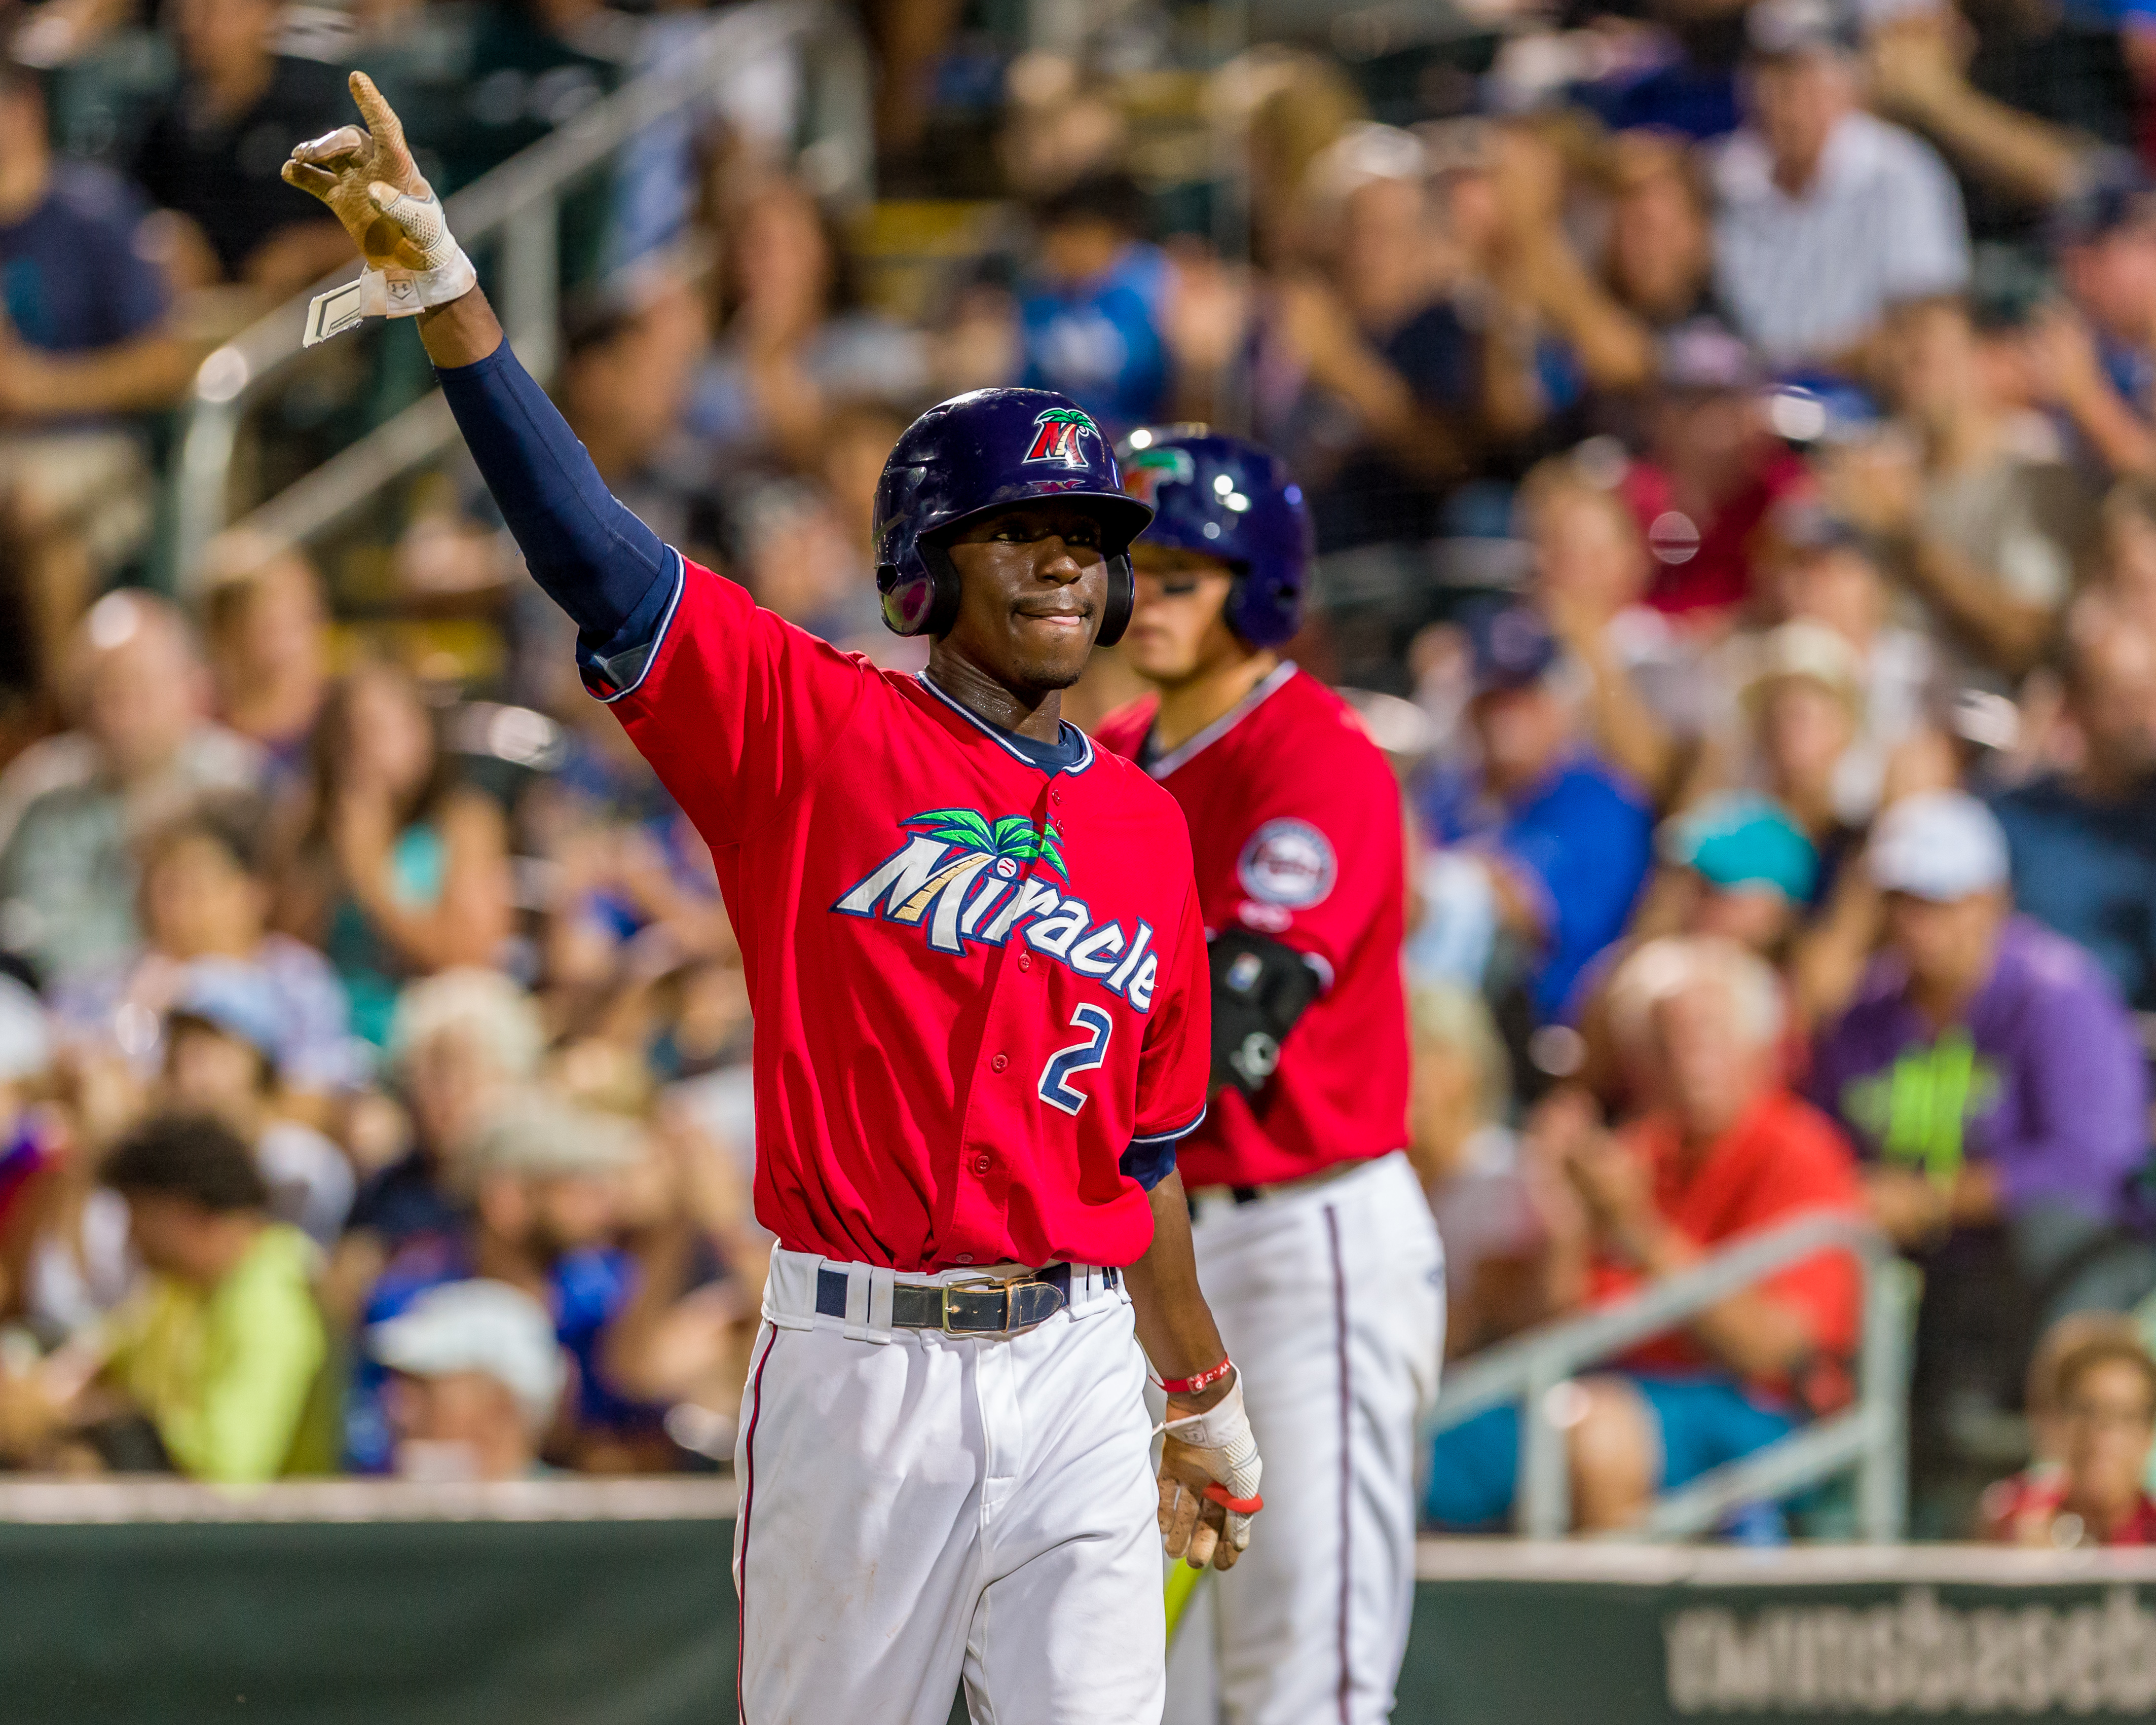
left=348, top=70, right=410, bottom=168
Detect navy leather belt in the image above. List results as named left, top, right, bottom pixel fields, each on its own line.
left=813, top=1262, right=1114, bottom=1334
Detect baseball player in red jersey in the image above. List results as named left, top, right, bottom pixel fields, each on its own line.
left=286, top=80, right=1263, bottom=1725
left=1094, top=430, right=1444, bottom=1724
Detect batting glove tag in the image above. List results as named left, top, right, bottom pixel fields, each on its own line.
left=303, top=182, right=476, bottom=346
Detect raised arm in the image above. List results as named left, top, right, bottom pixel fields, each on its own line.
left=283, top=73, right=674, bottom=656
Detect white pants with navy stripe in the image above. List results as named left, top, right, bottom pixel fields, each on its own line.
left=733, top=1249, right=1164, bottom=1725
left=1165, top=1152, right=1444, bottom=1725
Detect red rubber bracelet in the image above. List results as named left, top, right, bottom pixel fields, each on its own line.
left=1204, top=1483, right=1265, bottom=1516
left=1158, top=1358, right=1235, bottom=1397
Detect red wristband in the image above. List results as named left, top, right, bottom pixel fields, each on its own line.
left=1158, top=1358, right=1235, bottom=1397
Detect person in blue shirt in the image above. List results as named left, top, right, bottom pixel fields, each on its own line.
left=1016, top=172, right=1170, bottom=432
left=0, top=61, right=200, bottom=481
left=1418, top=601, right=1656, bottom=1023
left=1991, top=603, right=2156, bottom=1010
left=0, top=64, right=194, bottom=428
left=0, top=62, right=197, bottom=685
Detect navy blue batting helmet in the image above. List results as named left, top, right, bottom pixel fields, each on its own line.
left=1114, top=427, right=1312, bottom=647
left=873, top=388, right=1153, bottom=644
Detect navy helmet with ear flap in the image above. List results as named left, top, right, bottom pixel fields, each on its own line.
left=873, top=388, right=1153, bottom=644
left=1114, top=427, right=1312, bottom=648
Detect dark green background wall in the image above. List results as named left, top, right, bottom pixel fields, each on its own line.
left=5, top=1518, right=2155, bottom=1724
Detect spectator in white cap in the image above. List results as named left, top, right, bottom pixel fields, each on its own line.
left=1811, top=790, right=2150, bottom=1500
left=372, top=1279, right=568, bottom=1480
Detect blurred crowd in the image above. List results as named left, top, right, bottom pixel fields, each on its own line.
left=5, top=0, right=2156, bottom=1544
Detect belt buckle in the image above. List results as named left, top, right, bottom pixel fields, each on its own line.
left=940, top=1277, right=1016, bottom=1334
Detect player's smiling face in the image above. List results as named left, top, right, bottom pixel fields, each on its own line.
left=1122, top=542, right=1238, bottom=685
left=939, top=505, right=1112, bottom=692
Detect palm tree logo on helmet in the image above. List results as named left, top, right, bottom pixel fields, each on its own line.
left=1023, top=408, right=1102, bottom=468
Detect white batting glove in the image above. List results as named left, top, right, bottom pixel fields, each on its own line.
left=282, top=71, right=477, bottom=345
left=1159, top=1375, right=1265, bottom=1569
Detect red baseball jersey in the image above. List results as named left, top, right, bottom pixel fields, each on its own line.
left=605, top=560, right=1211, bottom=1272
left=1094, top=664, right=1410, bottom=1188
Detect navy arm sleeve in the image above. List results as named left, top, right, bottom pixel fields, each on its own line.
left=1119, top=1138, right=1180, bottom=1191
left=435, top=341, right=680, bottom=691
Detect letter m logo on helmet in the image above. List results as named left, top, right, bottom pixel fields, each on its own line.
left=1023, top=408, right=1100, bottom=468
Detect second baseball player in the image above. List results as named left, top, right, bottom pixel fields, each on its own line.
left=1097, top=429, right=1444, bottom=1724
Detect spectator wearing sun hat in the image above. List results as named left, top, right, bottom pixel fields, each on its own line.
left=1810, top=791, right=2151, bottom=1485
left=1748, top=500, right=1941, bottom=823
left=1735, top=619, right=1881, bottom=899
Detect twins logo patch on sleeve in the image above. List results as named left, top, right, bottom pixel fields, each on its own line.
left=1236, top=818, right=1337, bottom=910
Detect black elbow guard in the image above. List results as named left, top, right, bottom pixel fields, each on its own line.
left=1208, top=930, right=1324, bottom=1100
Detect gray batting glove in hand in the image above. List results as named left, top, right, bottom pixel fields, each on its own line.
left=1159, top=1374, right=1264, bottom=1571
left=282, top=71, right=474, bottom=343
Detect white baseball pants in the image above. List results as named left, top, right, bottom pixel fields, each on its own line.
left=733, top=1249, right=1165, bottom=1725
left=1165, top=1152, right=1444, bottom=1725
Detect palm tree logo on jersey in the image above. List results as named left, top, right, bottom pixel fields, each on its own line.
left=831, top=806, right=1164, bottom=1011
left=906, top=808, right=1066, bottom=880
left=1023, top=408, right=1100, bottom=469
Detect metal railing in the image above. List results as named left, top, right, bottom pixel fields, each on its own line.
left=1425, top=1209, right=1911, bottom=1542
left=166, top=0, right=862, bottom=588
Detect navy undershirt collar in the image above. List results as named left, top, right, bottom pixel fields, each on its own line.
left=995, top=721, right=1085, bottom=772
left=916, top=674, right=1092, bottom=774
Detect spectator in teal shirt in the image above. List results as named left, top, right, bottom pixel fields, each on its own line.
left=272, top=663, right=513, bottom=1047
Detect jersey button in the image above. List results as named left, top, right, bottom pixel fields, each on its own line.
left=954, top=1254, right=974, bottom=1265
left=991, top=1053, right=1009, bottom=1073
left=973, top=1154, right=993, bottom=1175
left=1017, top=952, right=1031, bottom=972
left=1051, top=790, right=1064, bottom=805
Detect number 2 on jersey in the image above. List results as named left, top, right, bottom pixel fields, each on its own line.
left=1037, top=1005, right=1113, bottom=1116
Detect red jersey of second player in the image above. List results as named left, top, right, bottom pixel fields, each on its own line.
left=1093, top=664, right=1409, bottom=1188
left=607, top=560, right=1211, bottom=1273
